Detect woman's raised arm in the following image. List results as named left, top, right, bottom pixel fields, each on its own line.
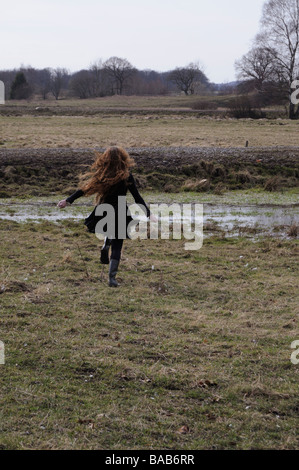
left=57, top=189, right=85, bottom=208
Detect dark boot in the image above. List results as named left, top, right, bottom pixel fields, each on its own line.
left=109, top=259, right=119, bottom=287
left=100, top=237, right=111, bottom=265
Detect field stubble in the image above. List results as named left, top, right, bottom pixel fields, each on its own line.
left=1, top=113, right=299, bottom=148
left=0, top=219, right=298, bottom=450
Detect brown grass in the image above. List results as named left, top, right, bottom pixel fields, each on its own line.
left=287, top=223, right=298, bottom=238
left=2, top=114, right=299, bottom=148
left=0, top=219, right=298, bottom=450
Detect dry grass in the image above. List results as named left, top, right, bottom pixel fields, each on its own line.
left=1, top=94, right=235, bottom=110
left=287, top=223, right=298, bottom=238
left=2, top=114, right=299, bottom=148
left=0, top=219, right=298, bottom=450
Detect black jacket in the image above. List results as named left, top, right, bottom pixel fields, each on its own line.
left=66, top=173, right=150, bottom=238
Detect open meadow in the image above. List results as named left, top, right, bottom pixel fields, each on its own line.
left=0, top=96, right=298, bottom=450
left=0, top=96, right=298, bottom=148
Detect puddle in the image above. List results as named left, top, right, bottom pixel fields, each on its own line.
left=0, top=201, right=298, bottom=239
left=0, top=202, right=90, bottom=222
left=202, top=204, right=298, bottom=238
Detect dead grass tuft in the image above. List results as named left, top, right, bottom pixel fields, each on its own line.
left=287, top=223, right=298, bottom=238
left=264, top=176, right=283, bottom=192
left=182, top=179, right=210, bottom=192
left=0, top=280, right=30, bottom=294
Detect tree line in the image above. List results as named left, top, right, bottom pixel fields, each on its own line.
left=2, top=0, right=299, bottom=119
left=0, top=58, right=211, bottom=101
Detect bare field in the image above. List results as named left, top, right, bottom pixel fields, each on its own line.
left=1, top=114, right=299, bottom=149
left=0, top=95, right=294, bottom=148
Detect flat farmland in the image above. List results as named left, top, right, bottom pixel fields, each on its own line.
left=0, top=95, right=296, bottom=148
left=1, top=113, right=299, bottom=148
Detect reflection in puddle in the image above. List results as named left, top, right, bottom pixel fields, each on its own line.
left=0, top=202, right=298, bottom=239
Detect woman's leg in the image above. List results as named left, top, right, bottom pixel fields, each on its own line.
left=100, top=237, right=111, bottom=265
left=110, top=239, right=123, bottom=261
left=108, top=239, right=124, bottom=287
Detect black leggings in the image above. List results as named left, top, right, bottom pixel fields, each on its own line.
left=110, top=239, right=124, bottom=261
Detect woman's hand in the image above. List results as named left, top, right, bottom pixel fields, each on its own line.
left=57, top=199, right=69, bottom=208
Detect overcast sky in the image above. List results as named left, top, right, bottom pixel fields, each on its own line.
left=2, top=0, right=265, bottom=83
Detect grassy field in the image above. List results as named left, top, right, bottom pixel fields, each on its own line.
left=0, top=218, right=298, bottom=450
left=0, top=95, right=296, bottom=148
left=0, top=95, right=298, bottom=450
left=2, top=114, right=299, bottom=149
left=1, top=94, right=237, bottom=110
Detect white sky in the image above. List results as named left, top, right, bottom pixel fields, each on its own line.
left=2, top=0, right=265, bottom=83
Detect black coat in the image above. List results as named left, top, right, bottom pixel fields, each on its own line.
left=66, top=173, right=150, bottom=239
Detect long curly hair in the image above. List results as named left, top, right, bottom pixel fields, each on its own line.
left=79, top=146, right=135, bottom=203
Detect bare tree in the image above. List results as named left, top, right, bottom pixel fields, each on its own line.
left=50, top=68, right=69, bottom=100
left=89, top=60, right=104, bottom=96
left=131, top=70, right=169, bottom=95
left=103, top=57, right=136, bottom=95
left=257, top=0, right=299, bottom=118
left=169, top=63, right=208, bottom=95
left=235, top=46, right=277, bottom=90
left=37, top=68, right=52, bottom=99
left=70, top=70, right=93, bottom=99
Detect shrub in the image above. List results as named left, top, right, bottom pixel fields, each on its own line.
left=211, top=165, right=226, bottom=179
left=181, top=163, right=204, bottom=177
left=229, top=95, right=266, bottom=119
left=191, top=100, right=218, bottom=110
left=200, top=160, right=214, bottom=176
left=213, top=183, right=227, bottom=195
left=236, top=170, right=253, bottom=184
left=164, top=183, right=179, bottom=193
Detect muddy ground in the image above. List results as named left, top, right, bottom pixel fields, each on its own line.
left=0, top=146, right=298, bottom=196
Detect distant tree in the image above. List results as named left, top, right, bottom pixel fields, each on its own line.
left=70, top=70, right=93, bottom=99
left=169, top=63, right=209, bottom=95
left=38, top=68, right=52, bottom=99
left=103, top=57, right=136, bottom=95
left=50, top=68, right=69, bottom=100
left=131, top=70, right=169, bottom=95
left=9, top=71, right=32, bottom=99
left=89, top=59, right=111, bottom=97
